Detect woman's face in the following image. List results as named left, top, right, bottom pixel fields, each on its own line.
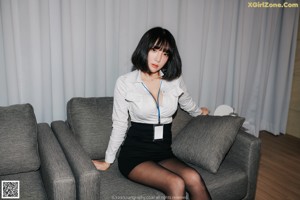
left=147, top=47, right=169, bottom=74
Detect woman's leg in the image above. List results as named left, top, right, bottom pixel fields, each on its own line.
left=159, top=158, right=211, bottom=200
left=128, top=161, right=186, bottom=199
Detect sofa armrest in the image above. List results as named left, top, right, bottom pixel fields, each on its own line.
left=37, top=123, right=76, bottom=200
left=226, top=130, right=261, bottom=200
left=51, top=120, right=100, bottom=200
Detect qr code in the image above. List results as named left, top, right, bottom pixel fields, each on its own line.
left=1, top=181, right=20, bottom=199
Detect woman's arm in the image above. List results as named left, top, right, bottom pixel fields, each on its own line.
left=106, top=76, right=130, bottom=163
left=178, top=76, right=209, bottom=116
left=93, top=76, right=129, bottom=170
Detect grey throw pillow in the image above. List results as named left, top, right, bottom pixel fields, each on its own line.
left=67, top=97, right=113, bottom=160
left=0, top=104, right=40, bottom=175
left=172, top=107, right=193, bottom=138
left=172, top=115, right=245, bottom=173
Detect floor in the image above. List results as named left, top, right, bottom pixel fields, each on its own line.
left=255, top=131, right=300, bottom=200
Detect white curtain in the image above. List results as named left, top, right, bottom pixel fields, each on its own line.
left=0, top=0, right=299, bottom=136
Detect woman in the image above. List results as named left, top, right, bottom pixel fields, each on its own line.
left=92, top=27, right=211, bottom=200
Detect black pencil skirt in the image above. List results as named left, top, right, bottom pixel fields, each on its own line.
left=118, top=122, right=175, bottom=177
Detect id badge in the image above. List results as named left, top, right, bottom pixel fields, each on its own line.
left=153, top=124, right=164, bottom=141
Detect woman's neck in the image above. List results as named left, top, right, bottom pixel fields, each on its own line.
left=141, top=71, right=161, bottom=82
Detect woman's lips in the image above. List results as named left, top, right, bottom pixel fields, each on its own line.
left=151, top=64, right=159, bottom=68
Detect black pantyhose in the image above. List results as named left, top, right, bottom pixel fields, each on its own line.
left=128, top=158, right=211, bottom=200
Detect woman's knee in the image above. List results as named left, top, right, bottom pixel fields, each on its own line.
left=166, top=175, right=185, bottom=194
left=182, top=169, right=205, bottom=188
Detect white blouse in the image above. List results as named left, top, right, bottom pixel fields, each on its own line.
left=105, top=70, right=201, bottom=163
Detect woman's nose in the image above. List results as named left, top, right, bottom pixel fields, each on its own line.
left=155, top=51, right=162, bottom=62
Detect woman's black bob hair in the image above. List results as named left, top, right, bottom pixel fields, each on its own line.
left=131, top=27, right=182, bottom=81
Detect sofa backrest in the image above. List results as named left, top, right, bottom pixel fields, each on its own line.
left=0, top=104, right=40, bottom=176
left=67, top=97, right=113, bottom=160
left=66, top=97, right=193, bottom=160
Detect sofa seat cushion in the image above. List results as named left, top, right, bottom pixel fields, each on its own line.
left=172, top=115, right=245, bottom=173
left=67, top=97, right=113, bottom=160
left=0, top=104, right=40, bottom=175
left=98, top=161, right=166, bottom=199
left=192, top=159, right=248, bottom=200
left=0, top=171, right=47, bottom=200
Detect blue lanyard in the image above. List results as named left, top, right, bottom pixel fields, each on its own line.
left=142, top=81, right=162, bottom=124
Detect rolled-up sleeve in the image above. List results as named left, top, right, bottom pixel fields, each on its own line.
left=105, top=76, right=129, bottom=163
left=178, top=76, right=201, bottom=117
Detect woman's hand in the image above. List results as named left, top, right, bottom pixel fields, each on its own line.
left=200, top=107, right=210, bottom=115
left=92, top=160, right=111, bottom=171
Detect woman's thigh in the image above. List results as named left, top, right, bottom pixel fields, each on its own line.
left=128, top=161, right=184, bottom=192
left=159, top=158, right=212, bottom=200
left=158, top=158, right=202, bottom=184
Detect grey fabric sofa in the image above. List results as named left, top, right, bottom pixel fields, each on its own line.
left=51, top=97, right=261, bottom=200
left=0, top=104, right=76, bottom=200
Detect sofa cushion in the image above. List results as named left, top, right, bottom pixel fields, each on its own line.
left=99, top=161, right=165, bottom=199
left=172, top=115, right=244, bottom=173
left=192, top=159, right=248, bottom=200
left=0, top=171, right=47, bottom=200
left=67, top=97, right=113, bottom=159
left=0, top=104, right=40, bottom=176
left=171, top=107, right=193, bottom=138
